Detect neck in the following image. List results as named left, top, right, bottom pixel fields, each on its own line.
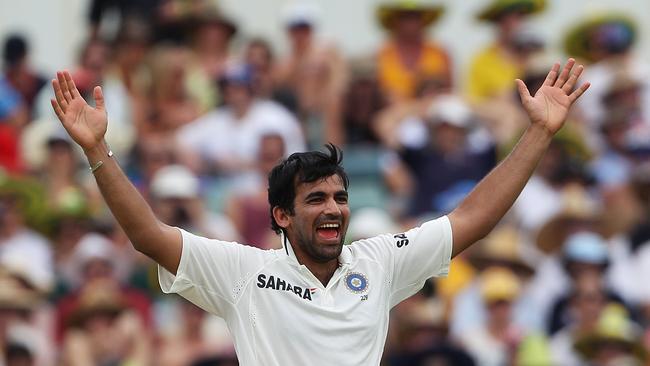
left=487, top=319, right=509, bottom=339
left=231, top=100, right=252, bottom=119
left=288, top=242, right=338, bottom=286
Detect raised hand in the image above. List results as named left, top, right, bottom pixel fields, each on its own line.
left=516, top=59, right=590, bottom=135
left=50, top=71, right=107, bottom=151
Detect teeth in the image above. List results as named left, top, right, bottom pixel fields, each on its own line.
left=319, top=223, right=339, bottom=229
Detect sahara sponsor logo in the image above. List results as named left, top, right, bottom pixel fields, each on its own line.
left=256, top=274, right=315, bottom=301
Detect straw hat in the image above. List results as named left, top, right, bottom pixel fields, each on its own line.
left=376, top=1, right=444, bottom=31
left=190, top=7, right=238, bottom=38
left=480, top=266, right=521, bottom=303
left=468, top=225, right=534, bottom=277
left=477, top=0, right=546, bottom=22
left=563, top=14, right=637, bottom=64
left=574, top=304, right=647, bottom=362
left=535, top=185, right=603, bottom=254
left=0, top=273, right=40, bottom=312
left=67, top=279, right=126, bottom=328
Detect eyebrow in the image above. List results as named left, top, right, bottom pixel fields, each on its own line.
left=304, top=190, right=348, bottom=201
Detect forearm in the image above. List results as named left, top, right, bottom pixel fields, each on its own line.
left=84, top=141, right=178, bottom=259
left=448, top=124, right=553, bottom=256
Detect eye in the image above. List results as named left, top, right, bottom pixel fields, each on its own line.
left=307, top=197, right=324, bottom=204
left=335, top=195, right=349, bottom=204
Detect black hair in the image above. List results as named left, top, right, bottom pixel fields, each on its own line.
left=3, top=34, right=27, bottom=68
left=267, top=143, right=349, bottom=235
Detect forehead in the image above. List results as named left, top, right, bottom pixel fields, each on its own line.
left=295, top=175, right=346, bottom=197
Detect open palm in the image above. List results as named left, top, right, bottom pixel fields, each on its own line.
left=516, top=59, right=590, bottom=135
left=50, top=71, right=107, bottom=151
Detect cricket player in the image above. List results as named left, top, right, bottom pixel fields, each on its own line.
left=50, top=59, right=589, bottom=365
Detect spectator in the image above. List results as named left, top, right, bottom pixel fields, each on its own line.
left=388, top=297, right=475, bottom=366
left=535, top=231, right=628, bottom=335
left=573, top=304, right=647, bottom=366
left=0, top=190, right=54, bottom=294
left=393, top=95, right=496, bottom=218
left=274, top=1, right=348, bottom=146
left=185, top=7, right=238, bottom=112
left=375, top=1, right=452, bottom=103
left=466, top=0, right=546, bottom=103
left=2, top=34, right=47, bottom=117
left=142, top=45, right=201, bottom=136
left=549, top=272, right=609, bottom=366
left=225, top=133, right=285, bottom=249
left=451, top=225, right=540, bottom=337
left=457, top=267, right=526, bottom=366
left=157, top=299, right=235, bottom=366
left=245, top=38, right=276, bottom=100
left=568, top=14, right=650, bottom=153
left=341, top=59, right=387, bottom=146
left=0, top=272, right=53, bottom=366
left=149, top=164, right=240, bottom=242
left=176, top=63, right=305, bottom=177
left=55, top=233, right=153, bottom=341
left=60, top=278, right=152, bottom=366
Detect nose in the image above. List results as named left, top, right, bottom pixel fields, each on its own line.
left=323, top=196, right=342, bottom=216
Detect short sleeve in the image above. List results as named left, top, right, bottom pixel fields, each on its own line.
left=388, top=216, right=453, bottom=305
left=158, top=228, right=266, bottom=317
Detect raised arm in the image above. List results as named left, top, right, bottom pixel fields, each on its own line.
left=50, top=71, right=182, bottom=273
left=447, top=59, right=590, bottom=257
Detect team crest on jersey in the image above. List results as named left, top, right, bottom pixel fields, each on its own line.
left=345, top=272, right=369, bottom=294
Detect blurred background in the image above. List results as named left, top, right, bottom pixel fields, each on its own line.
left=1, top=0, right=650, bottom=365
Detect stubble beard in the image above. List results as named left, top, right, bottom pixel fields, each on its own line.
left=295, top=229, right=346, bottom=264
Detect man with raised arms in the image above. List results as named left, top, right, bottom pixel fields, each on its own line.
left=50, top=59, right=589, bottom=365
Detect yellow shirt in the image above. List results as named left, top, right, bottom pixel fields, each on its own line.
left=377, top=41, right=451, bottom=101
left=466, top=44, right=522, bottom=103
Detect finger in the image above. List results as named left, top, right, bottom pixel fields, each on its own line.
left=554, top=58, right=575, bottom=88
left=93, top=86, right=105, bottom=111
left=57, top=71, right=73, bottom=104
left=543, top=62, right=560, bottom=87
left=562, top=65, right=584, bottom=94
left=52, top=79, right=68, bottom=112
left=569, top=82, right=591, bottom=103
left=516, top=79, right=532, bottom=101
left=50, top=99, right=65, bottom=122
left=63, top=71, right=81, bottom=99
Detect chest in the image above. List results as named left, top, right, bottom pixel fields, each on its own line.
left=246, top=266, right=389, bottom=336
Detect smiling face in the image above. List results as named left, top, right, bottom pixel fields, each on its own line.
left=274, top=174, right=350, bottom=264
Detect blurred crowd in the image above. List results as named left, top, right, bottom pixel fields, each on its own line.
left=1, top=0, right=650, bottom=365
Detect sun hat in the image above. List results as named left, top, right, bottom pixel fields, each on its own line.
left=477, top=0, right=546, bottom=22
left=376, top=1, right=444, bottom=31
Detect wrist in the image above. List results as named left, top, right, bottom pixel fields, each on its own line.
left=524, top=124, right=554, bottom=144
left=84, top=140, right=114, bottom=173
left=83, top=140, right=109, bottom=158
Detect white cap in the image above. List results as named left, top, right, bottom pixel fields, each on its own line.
left=72, top=233, right=116, bottom=268
left=150, top=165, right=200, bottom=199
left=348, top=207, right=399, bottom=241
left=282, top=1, right=320, bottom=27
left=426, top=95, right=473, bottom=129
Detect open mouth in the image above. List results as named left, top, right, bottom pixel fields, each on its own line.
left=316, top=222, right=340, bottom=241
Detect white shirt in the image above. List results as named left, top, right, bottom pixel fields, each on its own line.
left=176, top=100, right=305, bottom=166
left=159, top=216, right=453, bottom=366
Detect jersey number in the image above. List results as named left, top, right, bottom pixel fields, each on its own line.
left=394, top=233, right=409, bottom=248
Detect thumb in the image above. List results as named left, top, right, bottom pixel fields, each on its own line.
left=516, top=79, right=532, bottom=101
left=93, top=86, right=105, bottom=111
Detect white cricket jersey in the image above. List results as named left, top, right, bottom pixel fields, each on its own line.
left=158, top=215, right=453, bottom=366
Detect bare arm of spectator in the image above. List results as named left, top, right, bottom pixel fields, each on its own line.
left=373, top=97, right=432, bottom=150
left=50, top=71, right=182, bottom=274
left=448, top=59, right=590, bottom=257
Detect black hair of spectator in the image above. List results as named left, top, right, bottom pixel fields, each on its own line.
left=247, top=37, right=274, bottom=63
left=3, top=34, right=28, bottom=68
left=267, top=144, right=349, bottom=234
left=4, top=343, right=33, bottom=365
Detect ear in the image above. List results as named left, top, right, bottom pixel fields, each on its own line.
left=272, top=206, right=291, bottom=230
